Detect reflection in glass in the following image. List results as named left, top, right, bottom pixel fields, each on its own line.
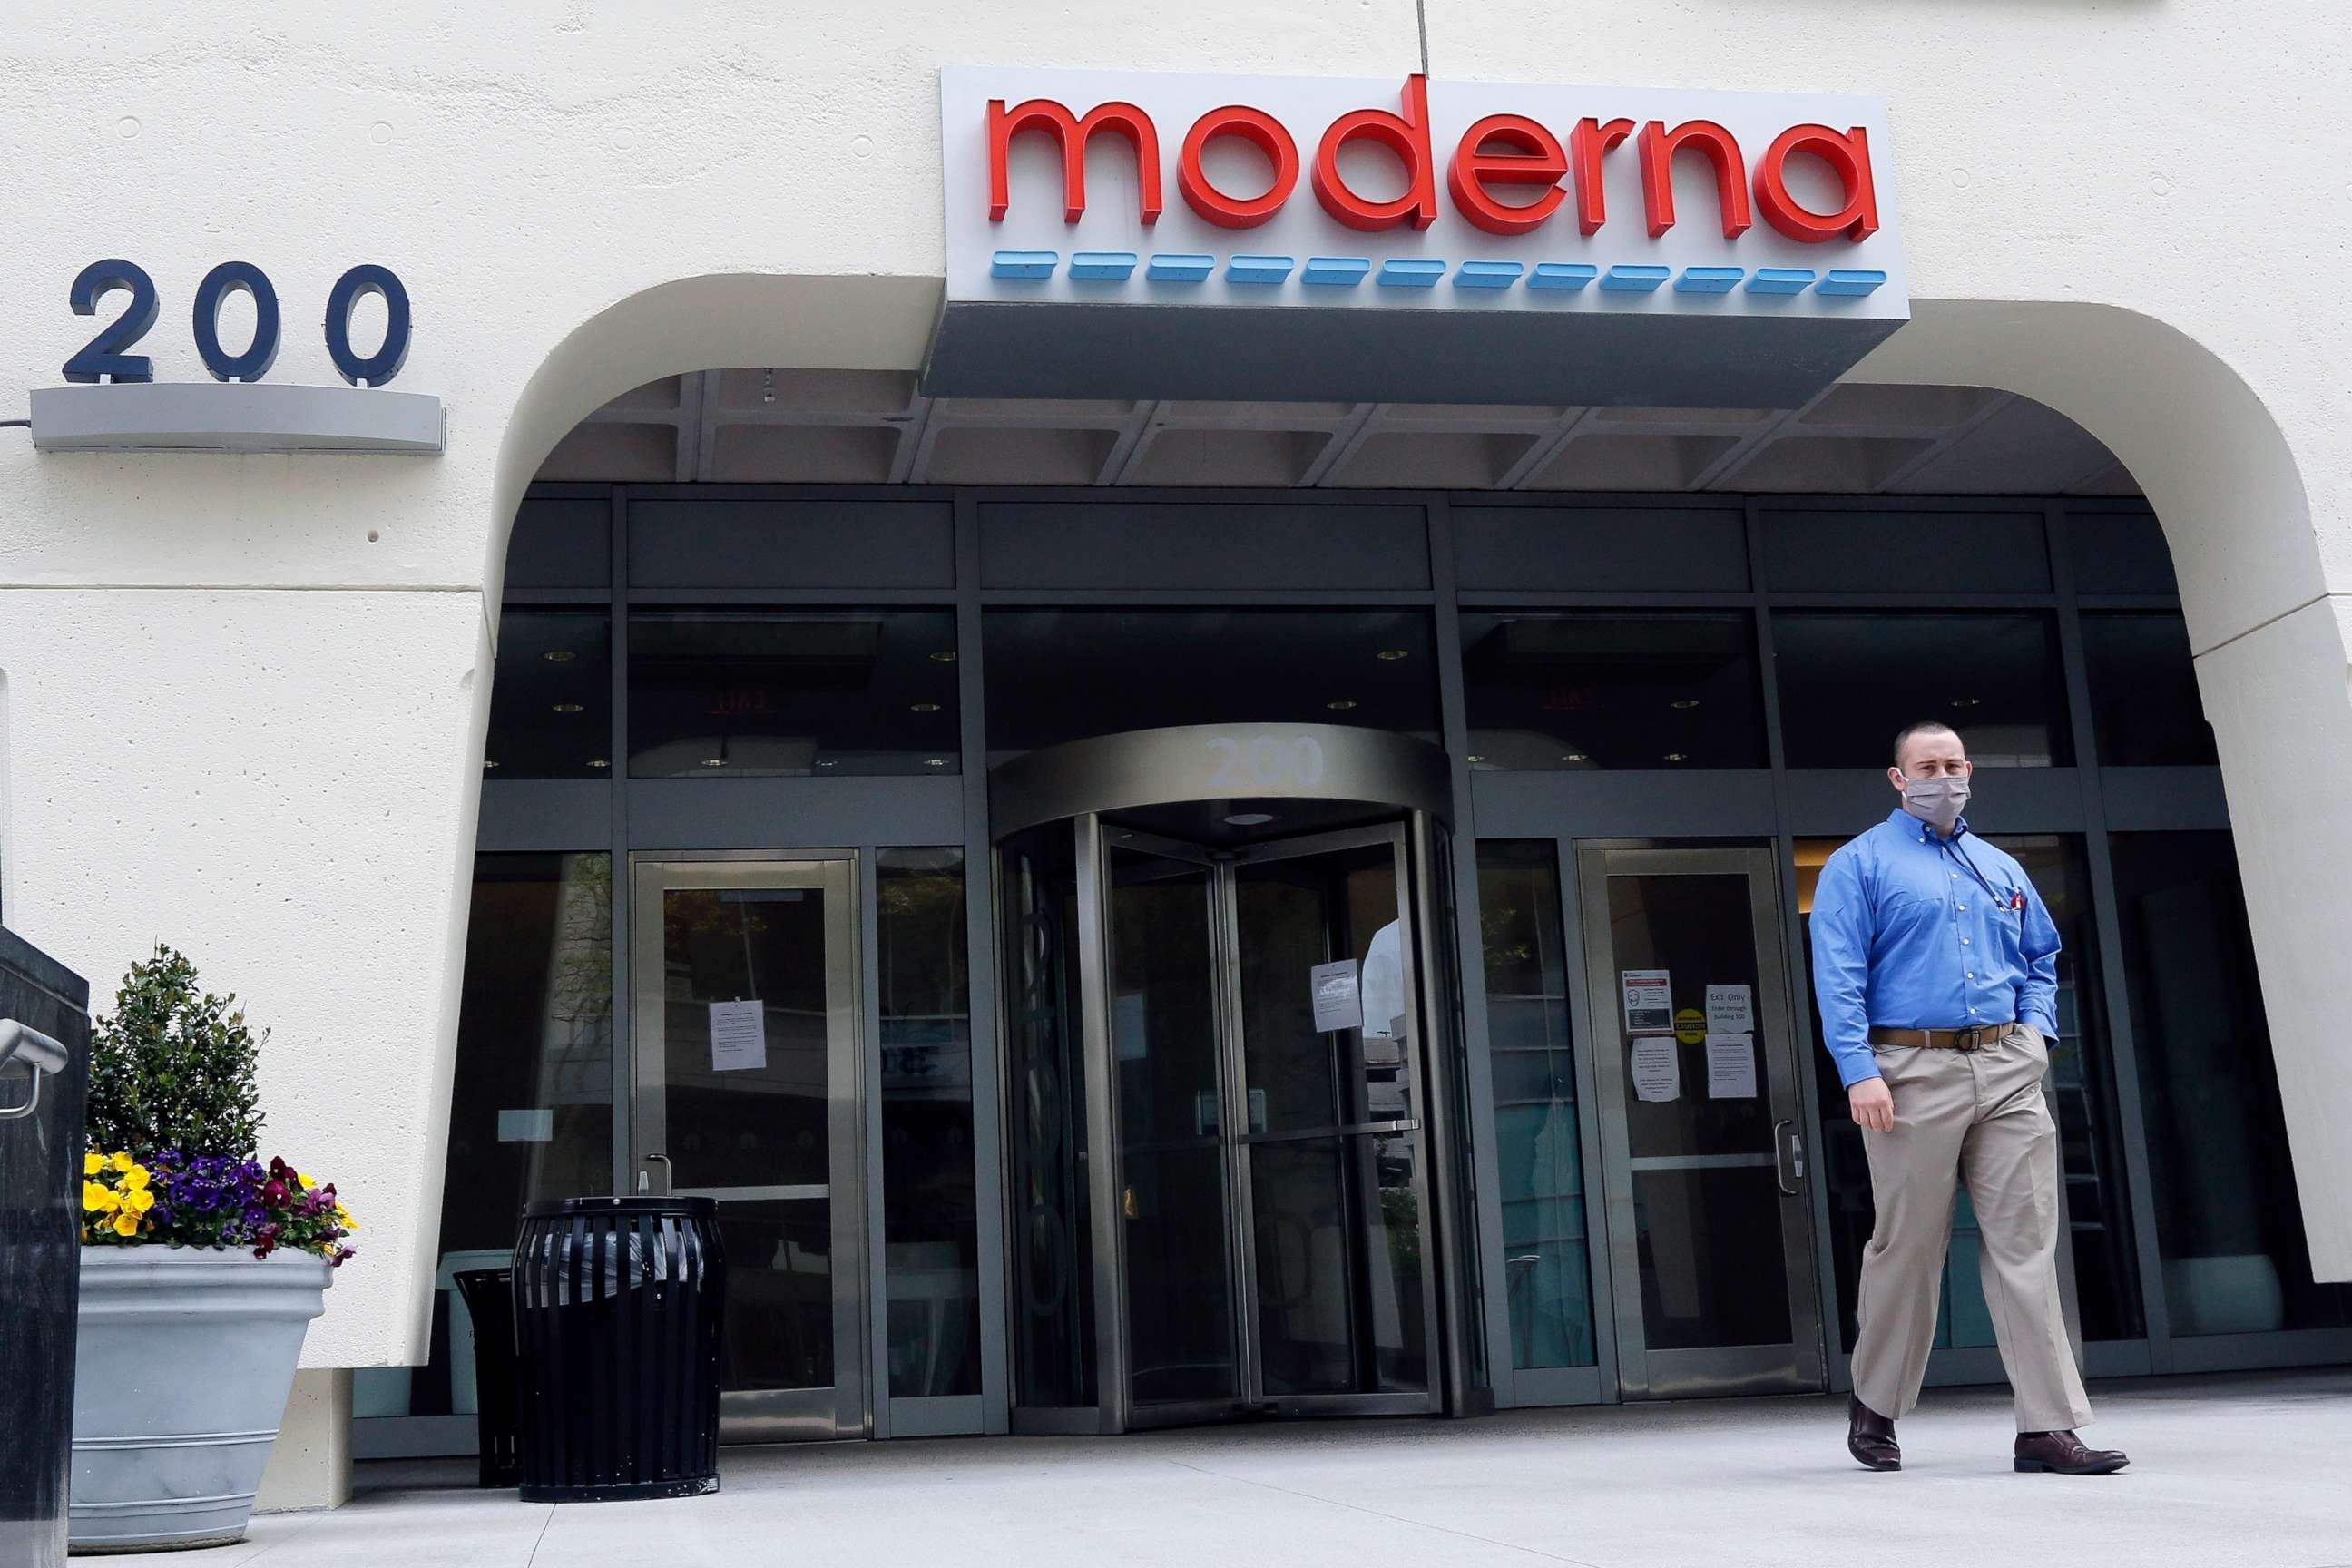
left=998, top=825, right=1095, bottom=1410
left=719, top=1198, right=836, bottom=1392
left=2079, top=613, right=2219, bottom=766
left=1475, top=841, right=1597, bottom=1370
left=983, top=610, right=1439, bottom=761
left=1234, top=842, right=1430, bottom=1397
left=1459, top=612, right=1767, bottom=769
left=363, top=853, right=613, bottom=1421
left=1601, top=869, right=1792, bottom=1350
left=1109, top=850, right=1237, bottom=1406
left=1795, top=834, right=2144, bottom=1348
left=1250, top=1136, right=1428, bottom=1396
left=485, top=611, right=612, bottom=779
left=658, top=887, right=830, bottom=1192
left=878, top=850, right=982, bottom=1398
left=2112, top=833, right=2351, bottom=1333
left=1773, top=612, right=2073, bottom=769
left=627, top=610, right=959, bottom=777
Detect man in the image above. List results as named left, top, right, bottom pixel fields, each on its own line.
left=1809, top=720, right=2128, bottom=1476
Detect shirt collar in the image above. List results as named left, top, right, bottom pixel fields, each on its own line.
left=1886, top=806, right=1973, bottom=844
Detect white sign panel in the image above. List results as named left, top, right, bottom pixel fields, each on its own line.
left=707, top=1000, right=769, bottom=1073
left=1706, top=984, right=1754, bottom=1034
left=1705, top=1034, right=1759, bottom=1100
left=940, top=67, right=1906, bottom=321
left=1312, top=960, right=1364, bottom=1033
left=1622, top=968, right=1673, bottom=1034
left=1631, top=1037, right=1681, bottom=1102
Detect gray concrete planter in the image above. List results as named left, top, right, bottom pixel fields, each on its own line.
left=70, top=1248, right=331, bottom=1554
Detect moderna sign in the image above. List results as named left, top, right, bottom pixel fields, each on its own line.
left=926, top=68, right=1908, bottom=408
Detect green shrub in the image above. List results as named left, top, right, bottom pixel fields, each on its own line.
left=85, top=946, right=265, bottom=1160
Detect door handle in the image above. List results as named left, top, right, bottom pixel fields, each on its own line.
left=0, top=1020, right=69, bottom=1122
left=1771, top=1119, right=1800, bottom=1196
left=642, top=1152, right=672, bottom=1196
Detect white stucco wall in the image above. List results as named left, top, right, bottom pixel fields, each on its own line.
left=3, top=2, right=2348, bottom=1367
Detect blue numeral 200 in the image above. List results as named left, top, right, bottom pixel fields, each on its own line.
left=64, top=260, right=411, bottom=387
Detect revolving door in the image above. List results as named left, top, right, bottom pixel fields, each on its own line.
left=994, top=724, right=1486, bottom=1432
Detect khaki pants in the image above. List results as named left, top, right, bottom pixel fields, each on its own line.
left=1852, top=1023, right=2092, bottom=1433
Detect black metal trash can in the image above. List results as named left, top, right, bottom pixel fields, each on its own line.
left=0, top=931, right=91, bottom=1568
left=452, top=1268, right=521, bottom=1488
left=510, top=1197, right=727, bottom=1503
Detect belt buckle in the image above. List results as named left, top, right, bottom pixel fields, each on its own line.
left=1953, top=1027, right=1980, bottom=1053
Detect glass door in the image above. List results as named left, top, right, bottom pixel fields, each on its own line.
left=630, top=856, right=867, bottom=1440
left=1228, top=827, right=1441, bottom=1416
left=1576, top=845, right=1825, bottom=1398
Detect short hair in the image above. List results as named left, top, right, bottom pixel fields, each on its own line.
left=1892, top=720, right=1961, bottom=769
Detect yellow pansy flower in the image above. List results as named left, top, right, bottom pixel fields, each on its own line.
left=111, top=1211, right=139, bottom=1238
left=84, top=1152, right=105, bottom=1176
left=110, top=1151, right=134, bottom=1172
left=122, top=1166, right=150, bottom=1191
left=298, top=1172, right=317, bottom=1192
left=334, top=1204, right=358, bottom=1230
left=83, top=1181, right=112, bottom=1212
left=129, top=1188, right=155, bottom=1212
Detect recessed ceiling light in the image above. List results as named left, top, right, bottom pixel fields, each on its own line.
left=552, top=702, right=584, bottom=714
left=815, top=760, right=838, bottom=768
left=929, top=651, right=958, bottom=663
left=483, top=759, right=501, bottom=769
left=1376, top=649, right=1410, bottom=662
left=1326, top=699, right=1358, bottom=710
left=923, top=758, right=948, bottom=768
left=1561, top=753, right=1586, bottom=762
left=542, top=650, right=575, bottom=663
left=910, top=701, right=941, bottom=713
left=701, top=758, right=729, bottom=769
left=588, top=759, right=610, bottom=769
left=1951, top=697, right=1981, bottom=709
left=1224, top=812, right=1275, bottom=827
left=1670, top=698, right=1701, bottom=710
left=1663, top=752, right=1689, bottom=761
left=1466, top=754, right=1485, bottom=762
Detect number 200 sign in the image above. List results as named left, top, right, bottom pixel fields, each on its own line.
left=64, top=259, right=412, bottom=387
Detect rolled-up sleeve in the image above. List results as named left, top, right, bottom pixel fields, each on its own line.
left=1809, top=851, right=1878, bottom=1088
left=2015, top=876, right=2063, bottom=1040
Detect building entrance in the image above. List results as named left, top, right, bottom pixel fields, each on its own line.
left=993, top=725, right=1485, bottom=1432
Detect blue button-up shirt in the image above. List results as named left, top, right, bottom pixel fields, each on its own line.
left=1809, top=808, right=2063, bottom=1088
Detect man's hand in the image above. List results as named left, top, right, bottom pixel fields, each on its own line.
left=1848, top=1077, right=1896, bottom=1132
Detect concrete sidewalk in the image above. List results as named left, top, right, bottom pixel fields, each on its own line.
left=127, top=1369, right=2352, bottom=1568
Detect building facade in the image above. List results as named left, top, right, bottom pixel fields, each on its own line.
left=2, top=3, right=2347, bottom=1471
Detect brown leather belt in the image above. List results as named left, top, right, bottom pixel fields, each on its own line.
left=1867, top=1024, right=2015, bottom=1051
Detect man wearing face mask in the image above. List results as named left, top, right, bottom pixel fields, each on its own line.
left=1808, top=720, right=2128, bottom=1476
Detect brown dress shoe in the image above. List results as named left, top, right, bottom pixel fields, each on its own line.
left=2014, top=1430, right=2129, bottom=1475
left=1847, top=1394, right=1901, bottom=1471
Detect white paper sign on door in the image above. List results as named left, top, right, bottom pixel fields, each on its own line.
left=1631, top=1037, right=1681, bottom=1102
left=1705, top=1033, right=1759, bottom=1099
left=1706, top=984, right=1754, bottom=1034
left=708, top=999, right=769, bottom=1073
left=1311, top=959, right=1364, bottom=1033
left=1622, top=969, right=1673, bottom=1034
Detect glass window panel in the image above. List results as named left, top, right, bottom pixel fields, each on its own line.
left=1773, top=612, right=2073, bottom=769
left=998, top=824, right=1095, bottom=1409
left=719, top=1197, right=835, bottom=1391
left=2111, top=832, right=2352, bottom=1333
left=2080, top=613, right=2219, bottom=766
left=485, top=610, right=612, bottom=779
left=1476, top=840, right=1596, bottom=1371
left=1796, top=834, right=2143, bottom=1348
left=1460, top=612, right=1766, bottom=770
left=361, top=853, right=614, bottom=1420
left=627, top=609, right=959, bottom=777
left=983, top=610, right=1438, bottom=761
left=878, top=849, right=984, bottom=1399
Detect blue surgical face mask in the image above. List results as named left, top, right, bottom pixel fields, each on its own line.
left=1897, top=772, right=1971, bottom=831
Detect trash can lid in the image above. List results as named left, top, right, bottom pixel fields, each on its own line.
left=522, top=1195, right=720, bottom=1220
